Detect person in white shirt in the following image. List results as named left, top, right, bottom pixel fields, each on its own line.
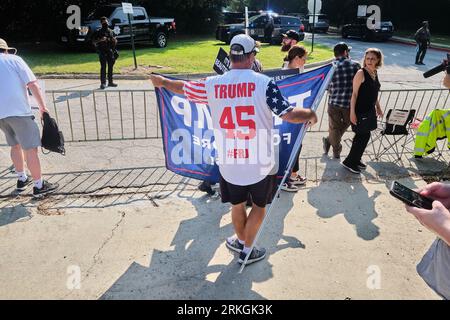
left=0, top=38, right=58, bottom=197
left=150, top=34, right=317, bottom=265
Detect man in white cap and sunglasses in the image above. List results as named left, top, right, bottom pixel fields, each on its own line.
left=0, top=38, right=58, bottom=197
left=150, top=34, right=317, bottom=265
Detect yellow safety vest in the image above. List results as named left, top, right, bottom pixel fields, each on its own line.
left=414, top=109, right=450, bottom=157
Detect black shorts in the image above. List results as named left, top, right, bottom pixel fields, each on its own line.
left=219, top=175, right=278, bottom=208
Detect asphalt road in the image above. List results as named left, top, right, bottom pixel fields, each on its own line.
left=305, top=32, right=448, bottom=89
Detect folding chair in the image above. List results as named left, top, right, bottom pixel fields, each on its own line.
left=373, top=109, right=416, bottom=161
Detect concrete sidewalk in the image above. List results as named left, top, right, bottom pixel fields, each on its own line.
left=0, top=126, right=448, bottom=299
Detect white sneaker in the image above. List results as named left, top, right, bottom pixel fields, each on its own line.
left=280, top=182, right=298, bottom=192
left=290, top=175, right=307, bottom=186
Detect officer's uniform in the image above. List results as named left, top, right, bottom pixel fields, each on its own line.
left=92, top=26, right=117, bottom=86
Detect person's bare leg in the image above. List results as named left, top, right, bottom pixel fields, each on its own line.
left=244, top=204, right=266, bottom=247
left=10, top=144, right=25, bottom=173
left=23, top=148, right=42, bottom=181
left=231, top=202, right=247, bottom=242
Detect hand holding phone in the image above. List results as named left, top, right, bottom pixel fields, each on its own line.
left=389, top=181, right=433, bottom=210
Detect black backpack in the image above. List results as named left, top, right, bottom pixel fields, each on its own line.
left=41, top=112, right=65, bottom=155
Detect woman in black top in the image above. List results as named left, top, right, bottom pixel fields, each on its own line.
left=342, top=48, right=384, bottom=174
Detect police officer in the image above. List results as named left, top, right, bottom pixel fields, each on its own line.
left=92, top=16, right=118, bottom=89
left=264, top=14, right=274, bottom=43
left=414, top=21, right=431, bottom=65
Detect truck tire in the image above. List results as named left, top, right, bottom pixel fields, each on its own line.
left=362, top=32, right=369, bottom=41
left=342, top=29, right=348, bottom=39
left=154, top=32, right=167, bottom=48
left=227, top=31, right=244, bottom=44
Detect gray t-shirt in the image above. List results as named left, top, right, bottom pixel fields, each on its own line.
left=417, top=238, right=450, bottom=300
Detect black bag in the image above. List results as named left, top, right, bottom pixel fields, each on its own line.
left=41, top=112, right=65, bottom=155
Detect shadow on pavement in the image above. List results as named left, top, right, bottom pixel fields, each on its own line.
left=0, top=205, right=32, bottom=228
left=99, top=182, right=304, bottom=299
left=307, top=155, right=381, bottom=241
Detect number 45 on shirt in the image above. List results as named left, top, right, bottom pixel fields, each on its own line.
left=219, top=106, right=256, bottom=140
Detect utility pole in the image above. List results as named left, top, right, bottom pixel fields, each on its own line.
left=311, top=0, right=316, bottom=53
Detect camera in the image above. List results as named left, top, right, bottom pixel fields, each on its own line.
left=423, top=53, right=450, bottom=78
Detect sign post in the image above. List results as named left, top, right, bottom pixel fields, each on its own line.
left=308, top=0, right=322, bottom=53
left=245, top=7, right=249, bottom=35
left=122, top=2, right=137, bottom=69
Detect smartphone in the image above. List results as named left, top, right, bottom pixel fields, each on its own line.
left=389, top=181, right=433, bottom=209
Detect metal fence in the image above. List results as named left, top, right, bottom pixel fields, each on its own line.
left=315, top=88, right=449, bottom=132
left=43, top=88, right=449, bottom=143
left=47, top=89, right=159, bottom=142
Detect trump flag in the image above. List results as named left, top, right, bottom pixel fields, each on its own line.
left=154, top=64, right=333, bottom=183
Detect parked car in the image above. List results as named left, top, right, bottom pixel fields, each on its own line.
left=302, top=14, right=330, bottom=33
left=216, top=13, right=305, bottom=44
left=60, top=4, right=176, bottom=49
left=341, top=17, right=394, bottom=41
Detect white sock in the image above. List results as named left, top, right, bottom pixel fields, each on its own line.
left=34, top=179, right=43, bottom=189
left=243, top=246, right=252, bottom=254
left=16, top=171, right=28, bottom=182
left=227, top=236, right=245, bottom=245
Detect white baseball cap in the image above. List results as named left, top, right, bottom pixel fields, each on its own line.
left=230, top=34, right=259, bottom=55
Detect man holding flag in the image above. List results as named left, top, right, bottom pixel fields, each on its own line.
left=150, top=34, right=317, bottom=265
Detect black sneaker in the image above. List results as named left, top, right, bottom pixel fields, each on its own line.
left=341, top=161, right=361, bottom=174
left=225, top=238, right=244, bottom=253
left=100, top=83, right=106, bottom=90
left=238, top=247, right=266, bottom=265
left=16, top=177, right=32, bottom=191
left=358, top=161, right=367, bottom=170
left=108, top=82, right=118, bottom=87
left=322, top=137, right=331, bottom=155
left=198, top=181, right=215, bottom=196
left=33, top=181, right=59, bottom=198
left=289, top=175, right=307, bottom=186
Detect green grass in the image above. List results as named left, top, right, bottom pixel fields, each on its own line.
left=21, top=36, right=333, bottom=75
left=394, top=30, right=450, bottom=46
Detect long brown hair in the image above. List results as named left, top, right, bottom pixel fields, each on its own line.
left=285, top=45, right=307, bottom=62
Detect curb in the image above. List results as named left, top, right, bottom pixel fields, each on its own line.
left=389, top=37, right=450, bottom=53
left=37, top=73, right=150, bottom=80
left=320, top=27, right=449, bottom=53
left=36, top=59, right=334, bottom=80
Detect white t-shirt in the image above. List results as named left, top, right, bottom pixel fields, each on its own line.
left=0, top=54, right=37, bottom=119
left=183, top=69, right=293, bottom=186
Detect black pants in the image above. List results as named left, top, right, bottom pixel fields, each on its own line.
left=292, top=144, right=302, bottom=173
left=416, top=42, right=428, bottom=63
left=99, top=51, right=115, bottom=85
left=344, top=130, right=371, bottom=166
